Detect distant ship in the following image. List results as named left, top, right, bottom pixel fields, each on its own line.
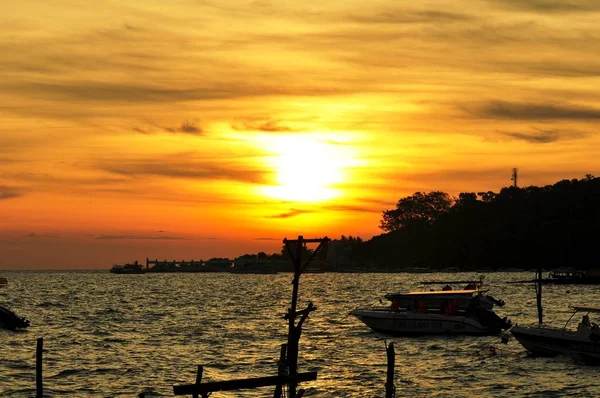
left=110, top=261, right=146, bottom=274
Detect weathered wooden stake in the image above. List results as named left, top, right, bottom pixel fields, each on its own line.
left=536, top=267, right=543, bottom=325
left=286, top=236, right=304, bottom=397
left=385, top=342, right=395, bottom=398
left=36, top=337, right=43, bottom=398
left=273, top=344, right=287, bottom=398
left=283, top=236, right=327, bottom=397
left=192, top=365, right=205, bottom=398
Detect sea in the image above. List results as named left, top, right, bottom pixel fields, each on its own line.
left=2, top=271, right=600, bottom=397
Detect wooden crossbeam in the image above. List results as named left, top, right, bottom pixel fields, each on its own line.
left=173, top=371, right=317, bottom=395
left=284, top=303, right=317, bottom=320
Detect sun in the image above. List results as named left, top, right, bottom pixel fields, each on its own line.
left=259, top=134, right=352, bottom=203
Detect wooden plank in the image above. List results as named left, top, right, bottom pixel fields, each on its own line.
left=173, top=372, right=317, bottom=395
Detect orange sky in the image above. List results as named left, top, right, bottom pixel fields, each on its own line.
left=1, top=0, right=600, bottom=269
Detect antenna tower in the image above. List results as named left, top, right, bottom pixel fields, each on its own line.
left=511, top=168, right=518, bottom=187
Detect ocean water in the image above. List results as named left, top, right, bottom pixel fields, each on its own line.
left=2, top=271, right=600, bottom=397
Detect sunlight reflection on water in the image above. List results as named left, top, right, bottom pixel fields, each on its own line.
left=2, top=271, right=600, bottom=397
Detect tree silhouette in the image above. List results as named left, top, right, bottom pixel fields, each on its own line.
left=380, top=191, right=452, bottom=232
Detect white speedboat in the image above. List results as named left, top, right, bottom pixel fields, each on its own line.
left=351, top=307, right=511, bottom=336
left=511, top=306, right=600, bottom=360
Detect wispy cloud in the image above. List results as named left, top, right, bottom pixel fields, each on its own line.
left=232, top=119, right=294, bottom=132
left=322, top=203, right=382, bottom=214
left=134, top=120, right=204, bottom=135
left=499, top=128, right=585, bottom=143
left=177, top=121, right=202, bottom=134
left=348, top=10, right=473, bottom=24
left=94, top=235, right=188, bottom=240
left=266, top=209, right=314, bottom=219
left=0, top=186, right=23, bottom=200
left=98, top=154, right=270, bottom=184
left=486, top=0, right=600, bottom=13
left=253, top=237, right=279, bottom=241
left=3, top=81, right=244, bottom=103
left=25, top=232, right=59, bottom=238
left=470, top=101, right=600, bottom=120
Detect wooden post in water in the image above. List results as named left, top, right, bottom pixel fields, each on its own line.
left=36, top=337, right=43, bottom=398
left=536, top=268, right=543, bottom=325
left=273, top=344, right=287, bottom=398
left=385, top=342, right=395, bottom=398
left=283, top=236, right=328, bottom=398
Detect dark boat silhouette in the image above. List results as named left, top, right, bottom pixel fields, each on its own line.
left=0, top=305, right=30, bottom=331
left=110, top=261, right=146, bottom=274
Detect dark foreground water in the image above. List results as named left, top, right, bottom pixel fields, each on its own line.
left=2, top=271, right=600, bottom=397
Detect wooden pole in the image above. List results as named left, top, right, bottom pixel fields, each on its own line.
left=536, top=268, right=543, bottom=325
left=385, top=342, right=395, bottom=398
left=192, top=365, right=204, bottom=398
left=282, top=236, right=327, bottom=398
left=36, top=337, right=43, bottom=398
left=286, top=235, right=304, bottom=397
left=273, top=344, right=287, bottom=398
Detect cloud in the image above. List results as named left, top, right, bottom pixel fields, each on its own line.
left=322, top=203, right=382, bottom=214
left=254, top=237, right=279, bottom=241
left=0, top=186, right=23, bottom=200
left=232, top=120, right=294, bottom=132
left=4, top=81, right=239, bottom=103
left=131, top=120, right=203, bottom=136
left=487, top=0, right=600, bottom=12
left=499, top=128, right=585, bottom=143
left=94, top=235, right=188, bottom=240
left=500, top=130, right=558, bottom=143
left=266, top=209, right=314, bottom=219
left=470, top=101, right=600, bottom=120
left=25, top=232, right=58, bottom=238
left=99, top=155, right=270, bottom=185
left=177, top=121, right=202, bottom=134
left=0, top=157, right=21, bottom=165
left=132, top=126, right=149, bottom=134
left=349, top=10, right=473, bottom=24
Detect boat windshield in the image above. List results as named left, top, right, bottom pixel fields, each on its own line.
left=570, top=306, right=600, bottom=314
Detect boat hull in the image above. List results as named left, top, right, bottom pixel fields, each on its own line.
left=511, top=326, right=600, bottom=359
left=110, top=269, right=146, bottom=274
left=351, top=308, right=503, bottom=336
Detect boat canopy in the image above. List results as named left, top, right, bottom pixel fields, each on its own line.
left=393, top=289, right=484, bottom=296
left=570, top=306, right=600, bottom=313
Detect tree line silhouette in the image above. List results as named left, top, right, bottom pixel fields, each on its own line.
left=349, top=174, right=600, bottom=271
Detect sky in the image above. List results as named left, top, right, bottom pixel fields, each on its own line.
left=1, top=0, right=600, bottom=269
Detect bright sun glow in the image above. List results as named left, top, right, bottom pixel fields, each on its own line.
left=259, top=134, right=353, bottom=203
